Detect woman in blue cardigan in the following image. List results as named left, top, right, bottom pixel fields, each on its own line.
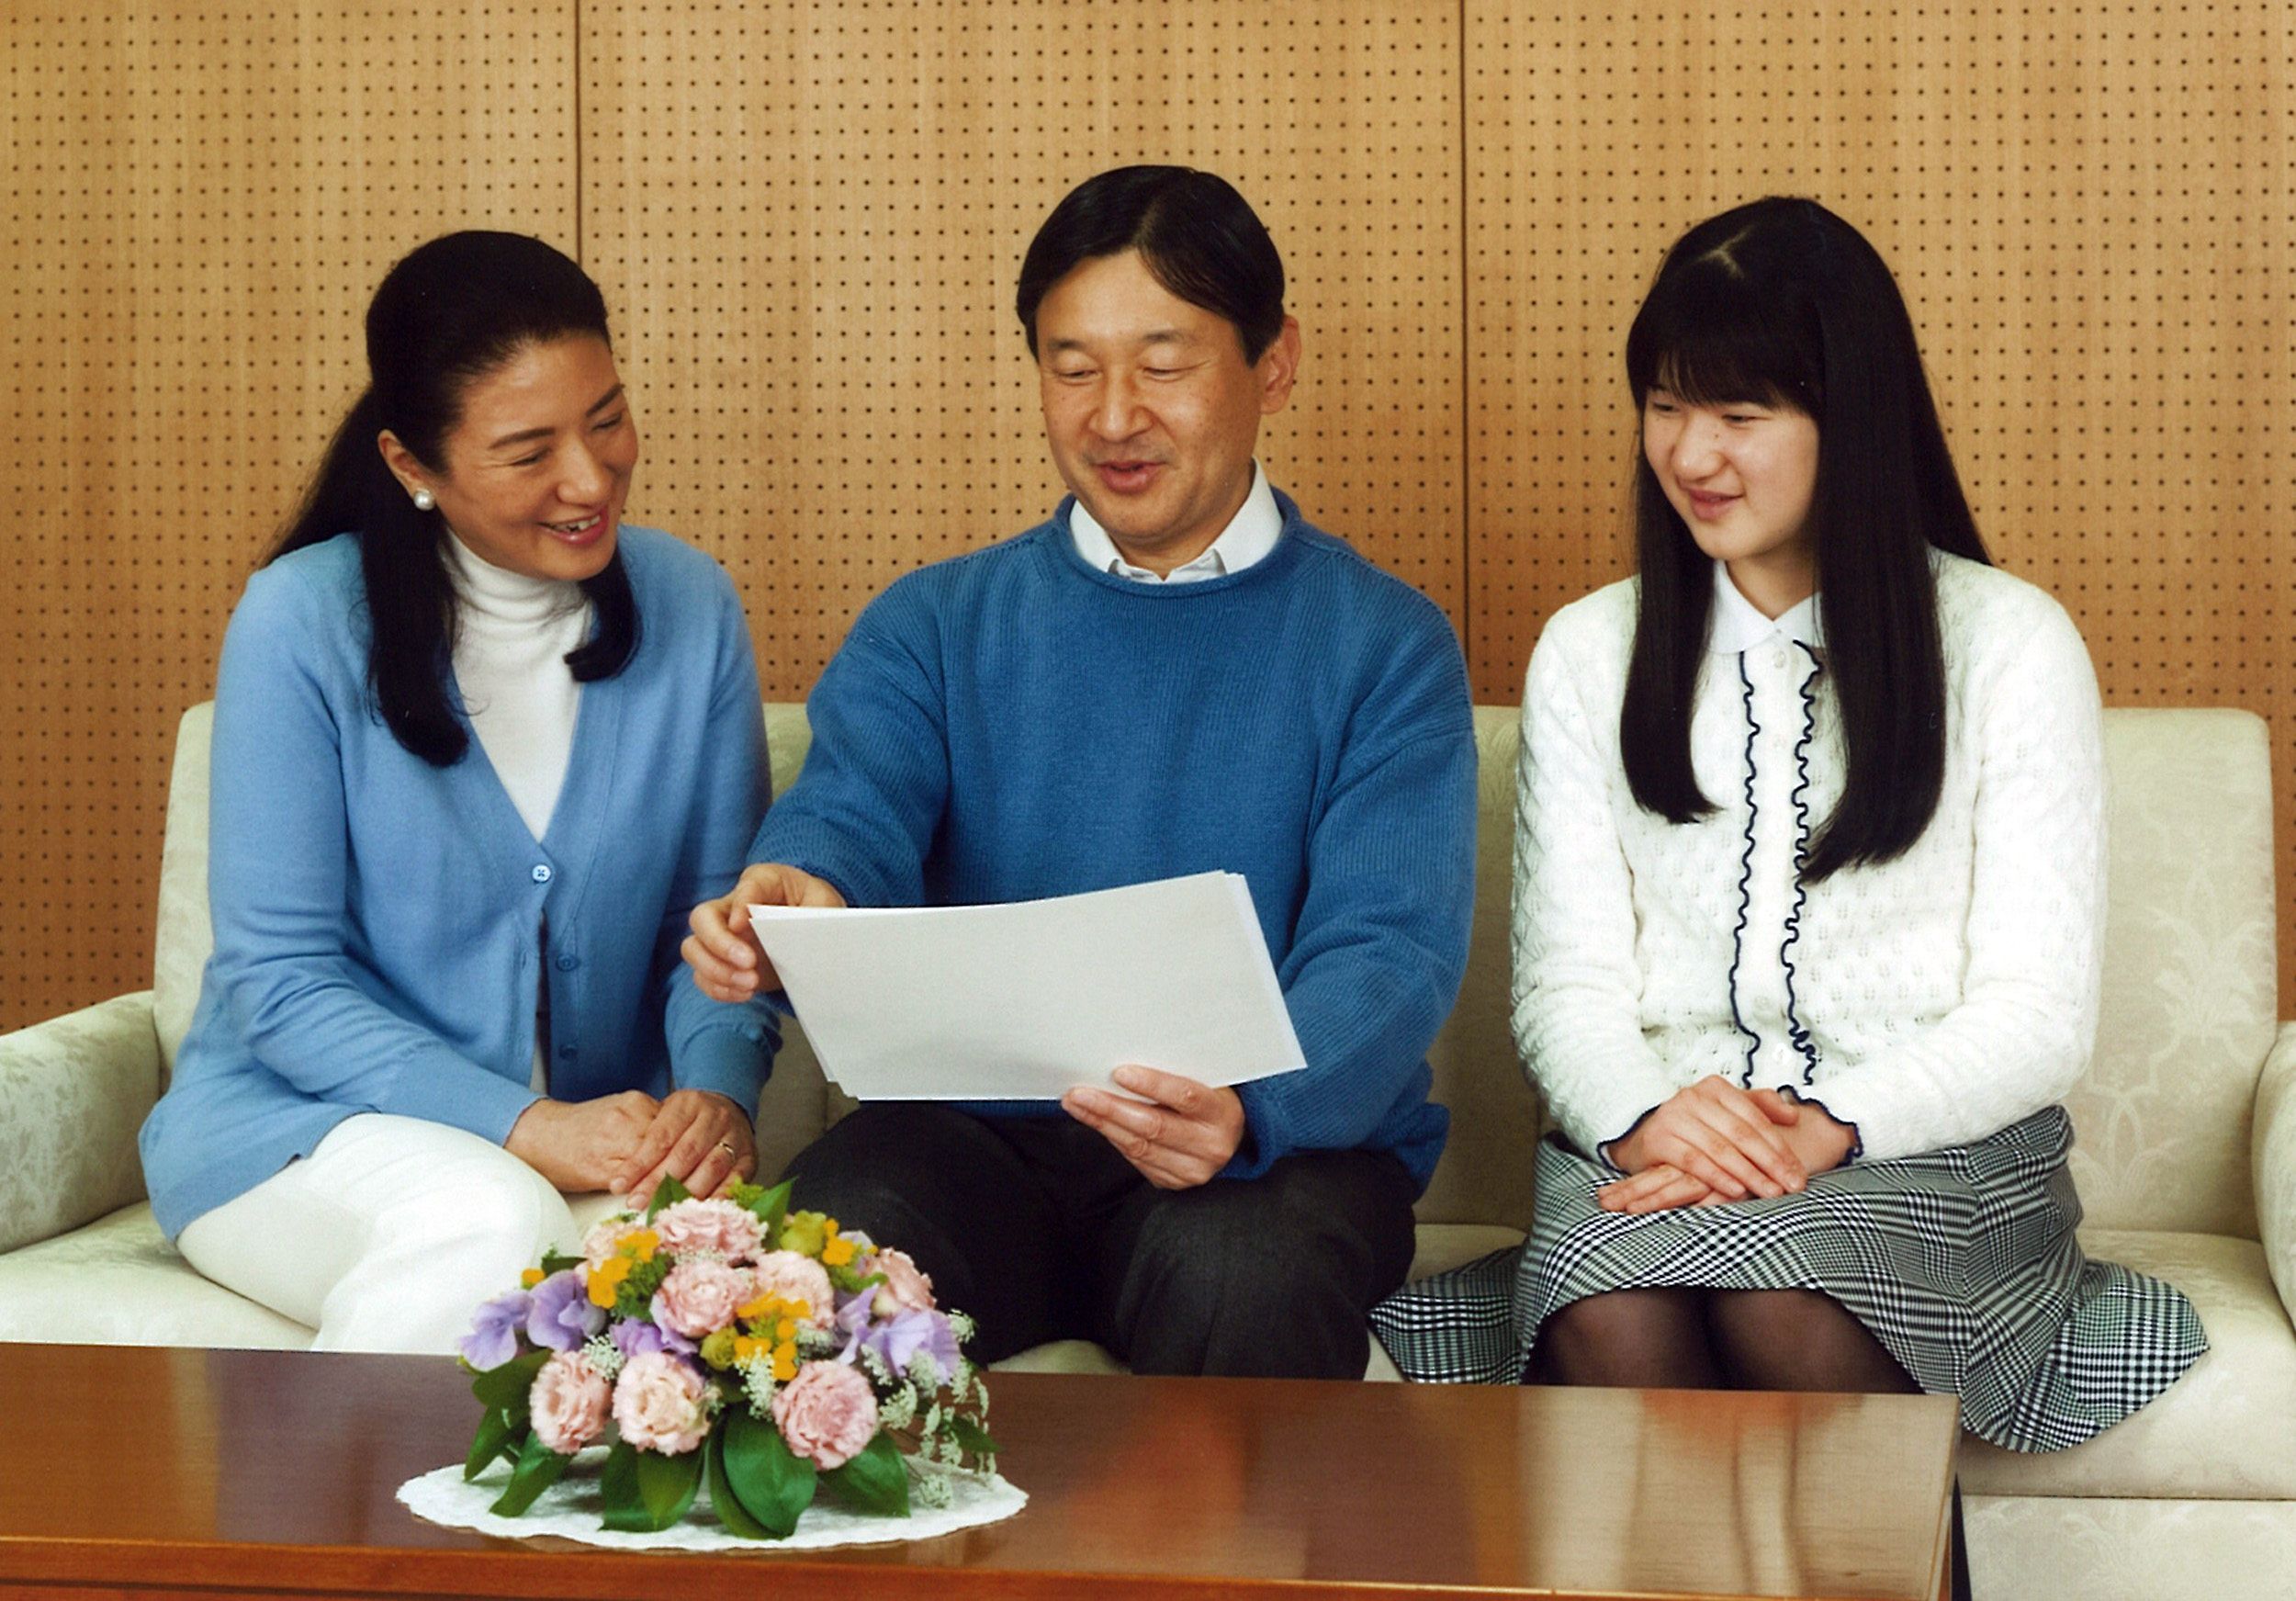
left=140, top=231, right=779, bottom=1352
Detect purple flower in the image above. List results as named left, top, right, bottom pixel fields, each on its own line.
left=853, top=1308, right=962, bottom=1387
left=526, top=1270, right=606, bottom=1352
left=458, top=1290, right=533, bottom=1370
left=612, top=1316, right=696, bottom=1362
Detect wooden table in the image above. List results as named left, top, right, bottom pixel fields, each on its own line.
left=0, top=1343, right=1957, bottom=1600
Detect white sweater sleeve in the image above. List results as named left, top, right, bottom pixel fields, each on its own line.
left=1510, top=608, right=1680, bottom=1156
left=1801, top=596, right=2108, bottom=1160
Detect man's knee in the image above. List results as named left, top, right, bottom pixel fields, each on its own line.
left=1112, top=1161, right=1412, bottom=1377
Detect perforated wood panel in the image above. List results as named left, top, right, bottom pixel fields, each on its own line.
left=0, top=4, right=575, bottom=1026
left=6, top=5, right=2292, bottom=1029
left=1464, top=3, right=2296, bottom=1006
left=578, top=0, right=1464, bottom=696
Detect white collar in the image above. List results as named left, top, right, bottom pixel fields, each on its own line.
left=444, top=530, right=587, bottom=629
left=1706, top=559, right=1824, bottom=655
left=1069, top=461, right=1281, bottom=582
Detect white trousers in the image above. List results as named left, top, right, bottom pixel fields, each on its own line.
left=177, top=1112, right=626, bottom=1355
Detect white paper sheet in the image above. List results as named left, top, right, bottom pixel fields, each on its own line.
left=748, top=872, right=1306, bottom=1100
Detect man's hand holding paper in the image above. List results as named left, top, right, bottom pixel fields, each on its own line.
left=1064, top=1066, right=1247, bottom=1189
left=684, top=861, right=848, bottom=1000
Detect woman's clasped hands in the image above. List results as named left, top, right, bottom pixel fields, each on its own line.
left=1598, top=1076, right=1856, bottom=1214
left=508, top=1088, right=758, bottom=1201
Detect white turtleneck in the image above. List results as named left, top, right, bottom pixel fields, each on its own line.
left=444, top=533, right=592, bottom=1098
left=444, top=533, right=592, bottom=841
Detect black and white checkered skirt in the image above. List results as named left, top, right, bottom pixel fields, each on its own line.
left=1369, top=1106, right=2206, bottom=1452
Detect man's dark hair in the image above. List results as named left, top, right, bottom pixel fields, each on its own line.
left=1017, top=165, right=1286, bottom=362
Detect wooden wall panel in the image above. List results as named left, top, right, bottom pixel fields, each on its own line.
left=0, top=4, right=576, bottom=1029
left=1462, top=3, right=2296, bottom=1006
left=577, top=0, right=1465, bottom=698
left=6, top=4, right=2289, bottom=1027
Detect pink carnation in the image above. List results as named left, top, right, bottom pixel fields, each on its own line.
left=771, top=1359, right=880, bottom=1470
left=749, top=1249, right=837, bottom=1326
left=528, top=1350, right=612, bottom=1454
left=611, top=1352, right=710, bottom=1455
left=580, top=1212, right=642, bottom=1273
left=651, top=1198, right=766, bottom=1263
left=651, top=1260, right=757, bottom=1339
left=865, top=1247, right=937, bottom=1318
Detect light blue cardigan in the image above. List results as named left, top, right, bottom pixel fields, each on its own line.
left=141, top=527, right=779, bottom=1239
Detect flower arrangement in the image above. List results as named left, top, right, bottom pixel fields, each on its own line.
left=456, top=1175, right=996, bottom=1539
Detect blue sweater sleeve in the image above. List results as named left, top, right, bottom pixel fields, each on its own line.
left=204, top=566, right=539, bottom=1143
left=660, top=568, right=781, bottom=1117
left=1225, top=618, right=1478, bottom=1178
left=751, top=582, right=949, bottom=908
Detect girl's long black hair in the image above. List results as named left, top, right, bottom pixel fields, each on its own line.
left=1618, top=197, right=1990, bottom=880
left=270, top=231, right=638, bottom=766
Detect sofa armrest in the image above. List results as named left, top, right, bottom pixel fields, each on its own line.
left=0, top=991, right=162, bottom=1255
left=2253, top=1019, right=2296, bottom=1328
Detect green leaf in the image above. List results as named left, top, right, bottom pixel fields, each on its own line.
left=704, top=1426, right=772, bottom=1539
left=539, top=1249, right=583, bottom=1277
left=469, top=1348, right=550, bottom=1415
left=611, top=1256, right=672, bottom=1320
left=598, top=1440, right=703, bottom=1531
left=464, top=1408, right=521, bottom=1482
left=947, top=1415, right=1000, bottom=1461
left=828, top=1264, right=886, bottom=1295
left=720, top=1405, right=816, bottom=1539
left=599, top=1441, right=644, bottom=1528
left=819, top=1431, right=909, bottom=1517
left=746, top=1177, right=793, bottom=1244
left=645, top=1171, right=694, bottom=1221
left=489, top=1431, right=573, bottom=1517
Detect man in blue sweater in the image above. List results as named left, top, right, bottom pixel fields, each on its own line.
left=683, top=165, right=1476, bottom=1379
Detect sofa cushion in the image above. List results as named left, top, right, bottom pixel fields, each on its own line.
left=1416, top=708, right=1545, bottom=1231
left=1959, top=1228, right=2296, bottom=1500
left=2070, top=711, right=2278, bottom=1236
left=0, top=992, right=162, bottom=1254
left=1410, top=1222, right=1527, bottom=1282
left=152, top=704, right=215, bottom=1082
left=1965, top=1495, right=2296, bottom=1601
left=0, top=1203, right=312, bottom=1350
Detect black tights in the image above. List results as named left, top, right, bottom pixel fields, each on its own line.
left=1526, top=1286, right=1919, bottom=1393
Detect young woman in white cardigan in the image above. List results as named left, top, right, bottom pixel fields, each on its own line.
left=1374, top=197, right=2203, bottom=1453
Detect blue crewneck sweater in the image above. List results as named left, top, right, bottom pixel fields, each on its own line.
left=759, top=490, right=1476, bottom=1189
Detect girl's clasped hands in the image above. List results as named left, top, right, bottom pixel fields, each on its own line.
left=1599, top=1076, right=1858, bottom=1214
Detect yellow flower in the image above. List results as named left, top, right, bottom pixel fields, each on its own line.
left=775, top=1316, right=798, bottom=1341
left=771, top=1341, right=798, bottom=1382
left=737, top=1291, right=787, bottom=1324
left=588, top=1255, right=634, bottom=1308
left=620, top=1228, right=660, bottom=1264
left=520, top=1268, right=546, bottom=1289
left=820, top=1235, right=856, bottom=1268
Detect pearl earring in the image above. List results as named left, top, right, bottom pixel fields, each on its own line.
left=411, top=488, right=436, bottom=513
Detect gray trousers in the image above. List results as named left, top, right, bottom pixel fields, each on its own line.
left=781, top=1103, right=1418, bottom=1379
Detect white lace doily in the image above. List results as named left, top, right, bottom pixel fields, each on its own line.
left=399, top=1448, right=1027, bottom=1551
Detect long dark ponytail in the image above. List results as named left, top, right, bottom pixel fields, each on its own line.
left=270, top=231, right=639, bottom=766
left=1617, top=197, right=1990, bottom=880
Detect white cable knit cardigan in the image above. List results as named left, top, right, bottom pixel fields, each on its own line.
left=1513, top=552, right=2107, bottom=1164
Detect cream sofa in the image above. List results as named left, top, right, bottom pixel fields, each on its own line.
left=2, top=701, right=2290, bottom=1597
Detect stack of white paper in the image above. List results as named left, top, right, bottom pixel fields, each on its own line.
left=747, top=872, right=1305, bottom=1100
